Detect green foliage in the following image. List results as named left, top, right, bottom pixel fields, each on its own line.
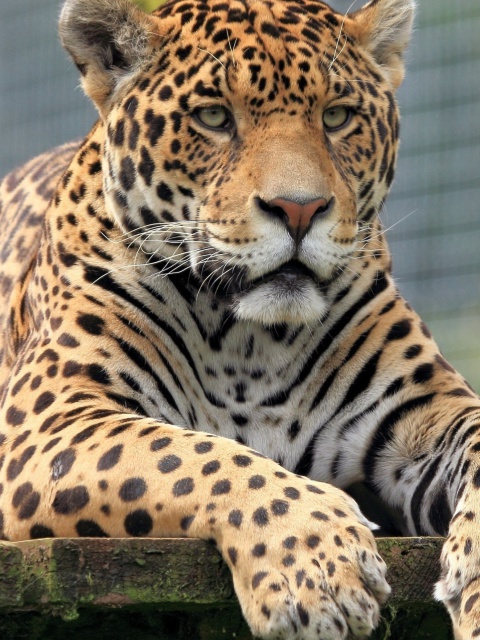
left=134, top=0, right=167, bottom=12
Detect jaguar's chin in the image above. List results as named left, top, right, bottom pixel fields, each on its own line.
left=232, top=261, right=329, bottom=326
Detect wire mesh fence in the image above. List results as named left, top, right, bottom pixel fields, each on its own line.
left=1, top=0, right=479, bottom=388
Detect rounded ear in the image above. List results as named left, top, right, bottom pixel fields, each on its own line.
left=59, top=0, right=161, bottom=115
left=350, top=0, right=415, bottom=88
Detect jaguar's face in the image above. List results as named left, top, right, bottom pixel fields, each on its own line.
left=94, top=0, right=401, bottom=325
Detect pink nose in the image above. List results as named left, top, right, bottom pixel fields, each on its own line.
left=258, top=196, right=333, bottom=242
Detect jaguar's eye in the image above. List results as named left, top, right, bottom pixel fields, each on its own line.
left=322, top=106, right=351, bottom=131
left=194, top=106, right=232, bottom=130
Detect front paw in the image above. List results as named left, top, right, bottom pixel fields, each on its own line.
left=436, top=523, right=480, bottom=639
left=220, top=480, right=390, bottom=639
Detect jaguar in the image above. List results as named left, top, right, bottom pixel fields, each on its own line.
left=1, top=0, right=479, bottom=638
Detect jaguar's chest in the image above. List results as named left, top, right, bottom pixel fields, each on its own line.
left=145, top=296, right=344, bottom=472
left=68, top=261, right=387, bottom=480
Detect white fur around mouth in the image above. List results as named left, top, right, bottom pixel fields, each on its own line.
left=232, top=263, right=329, bottom=326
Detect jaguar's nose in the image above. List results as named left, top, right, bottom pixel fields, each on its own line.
left=257, top=196, right=334, bottom=243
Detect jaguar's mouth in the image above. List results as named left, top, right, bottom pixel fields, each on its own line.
left=252, top=259, right=317, bottom=288
left=194, top=258, right=317, bottom=297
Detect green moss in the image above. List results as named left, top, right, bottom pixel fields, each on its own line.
left=0, top=538, right=453, bottom=639
left=373, top=603, right=453, bottom=640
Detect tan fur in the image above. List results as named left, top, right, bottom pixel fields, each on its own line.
left=1, top=2, right=480, bottom=639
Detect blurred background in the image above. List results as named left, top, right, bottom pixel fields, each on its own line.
left=1, top=0, right=479, bottom=389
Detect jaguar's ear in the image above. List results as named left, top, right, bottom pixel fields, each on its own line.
left=59, top=0, right=161, bottom=115
left=350, top=0, right=415, bottom=88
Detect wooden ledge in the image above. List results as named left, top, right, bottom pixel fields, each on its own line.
left=0, top=537, right=452, bottom=639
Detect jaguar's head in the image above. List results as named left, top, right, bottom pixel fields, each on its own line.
left=60, top=0, right=414, bottom=325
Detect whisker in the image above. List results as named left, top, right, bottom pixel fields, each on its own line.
left=197, top=46, right=226, bottom=69
left=358, top=209, right=419, bottom=243
left=327, top=0, right=359, bottom=70
left=226, top=30, right=238, bottom=68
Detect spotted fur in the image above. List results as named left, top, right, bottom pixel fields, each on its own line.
left=1, top=0, right=479, bottom=638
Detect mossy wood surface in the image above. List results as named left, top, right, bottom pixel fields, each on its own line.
left=0, top=537, right=452, bottom=639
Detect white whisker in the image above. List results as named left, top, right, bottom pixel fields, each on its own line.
left=327, top=0, right=358, bottom=71
left=226, top=30, right=238, bottom=68
left=197, top=46, right=226, bottom=69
